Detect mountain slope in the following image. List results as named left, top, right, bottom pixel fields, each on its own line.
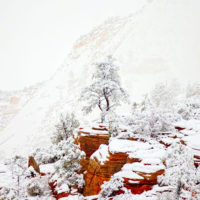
left=0, top=0, right=200, bottom=159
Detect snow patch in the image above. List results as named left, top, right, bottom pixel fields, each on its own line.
left=90, top=144, right=109, bottom=165
left=109, top=138, right=151, bottom=154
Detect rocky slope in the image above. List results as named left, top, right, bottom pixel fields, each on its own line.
left=43, top=123, right=200, bottom=199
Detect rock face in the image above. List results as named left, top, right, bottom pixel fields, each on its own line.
left=78, top=126, right=109, bottom=173
left=31, top=124, right=200, bottom=199
left=77, top=126, right=166, bottom=197
left=83, top=152, right=128, bottom=196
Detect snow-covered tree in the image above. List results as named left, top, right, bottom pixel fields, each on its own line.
left=6, top=156, right=27, bottom=198
left=150, top=80, right=180, bottom=108
left=158, top=142, right=200, bottom=199
left=186, top=82, right=200, bottom=98
left=50, top=139, right=85, bottom=194
left=130, top=96, right=178, bottom=138
left=80, top=55, right=128, bottom=122
left=51, top=113, right=80, bottom=145
left=175, top=95, right=200, bottom=120
left=98, top=175, right=124, bottom=200
left=49, top=113, right=85, bottom=194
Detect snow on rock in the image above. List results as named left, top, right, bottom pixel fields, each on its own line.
left=40, top=163, right=55, bottom=174
left=109, top=138, right=151, bottom=154
left=78, top=127, right=109, bottom=159
left=115, top=170, right=144, bottom=180
left=122, top=162, right=164, bottom=174
left=59, top=196, right=84, bottom=200
left=90, top=144, right=109, bottom=165
left=79, top=126, right=108, bottom=136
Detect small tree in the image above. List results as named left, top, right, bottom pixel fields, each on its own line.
left=80, top=55, right=128, bottom=122
left=50, top=113, right=85, bottom=194
left=51, top=113, right=80, bottom=145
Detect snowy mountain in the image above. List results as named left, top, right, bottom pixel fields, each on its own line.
left=0, top=0, right=200, bottom=160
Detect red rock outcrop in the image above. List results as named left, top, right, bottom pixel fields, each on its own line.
left=47, top=124, right=200, bottom=199
left=78, top=134, right=109, bottom=158
left=78, top=126, right=109, bottom=173
left=83, top=152, right=128, bottom=196
left=76, top=127, right=166, bottom=197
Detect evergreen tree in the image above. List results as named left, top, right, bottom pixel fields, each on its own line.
left=50, top=113, right=85, bottom=194
left=80, top=55, right=128, bottom=122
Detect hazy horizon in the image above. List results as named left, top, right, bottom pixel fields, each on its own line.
left=0, top=0, right=146, bottom=91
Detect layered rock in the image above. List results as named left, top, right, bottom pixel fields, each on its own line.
left=77, top=127, right=166, bottom=197
left=37, top=124, right=200, bottom=199
left=83, top=151, right=128, bottom=196
left=77, top=125, right=109, bottom=173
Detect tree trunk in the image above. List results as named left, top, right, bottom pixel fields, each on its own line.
left=101, top=112, right=105, bottom=123
left=103, top=88, right=110, bottom=111
left=98, top=100, right=103, bottom=111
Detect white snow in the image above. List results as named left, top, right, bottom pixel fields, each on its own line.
left=109, top=138, right=151, bottom=154
left=40, top=163, right=55, bottom=174
left=90, top=144, right=109, bottom=165
left=123, top=163, right=164, bottom=174
left=129, top=147, right=166, bottom=162
left=80, top=127, right=108, bottom=136
left=115, top=170, right=144, bottom=180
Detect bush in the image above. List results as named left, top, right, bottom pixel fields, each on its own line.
left=175, top=96, right=200, bottom=120
left=98, top=176, right=124, bottom=200
left=158, top=142, right=199, bottom=199
left=26, top=178, right=43, bottom=196
left=130, top=97, right=178, bottom=138
left=0, top=187, right=18, bottom=200
left=32, top=147, right=58, bottom=165
left=51, top=113, right=80, bottom=145
left=50, top=113, right=85, bottom=194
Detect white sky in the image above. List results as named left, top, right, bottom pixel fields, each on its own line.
left=0, top=0, right=146, bottom=90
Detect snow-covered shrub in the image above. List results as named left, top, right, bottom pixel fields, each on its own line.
left=32, top=112, right=80, bottom=165
left=6, top=156, right=27, bottom=198
left=0, top=156, right=28, bottom=199
left=158, top=142, right=199, bottom=199
left=7, top=155, right=27, bottom=178
left=32, top=147, right=58, bottom=165
left=108, top=117, right=120, bottom=138
left=0, top=187, right=18, bottom=200
left=175, top=96, right=200, bottom=120
left=50, top=138, right=85, bottom=194
left=50, top=113, right=85, bottom=194
left=130, top=97, right=178, bottom=137
left=25, top=167, right=52, bottom=198
left=0, top=158, right=52, bottom=199
left=26, top=177, right=43, bottom=196
left=51, top=113, right=80, bottom=145
left=186, top=82, right=200, bottom=98
left=150, top=81, right=180, bottom=109
left=98, top=176, right=124, bottom=200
